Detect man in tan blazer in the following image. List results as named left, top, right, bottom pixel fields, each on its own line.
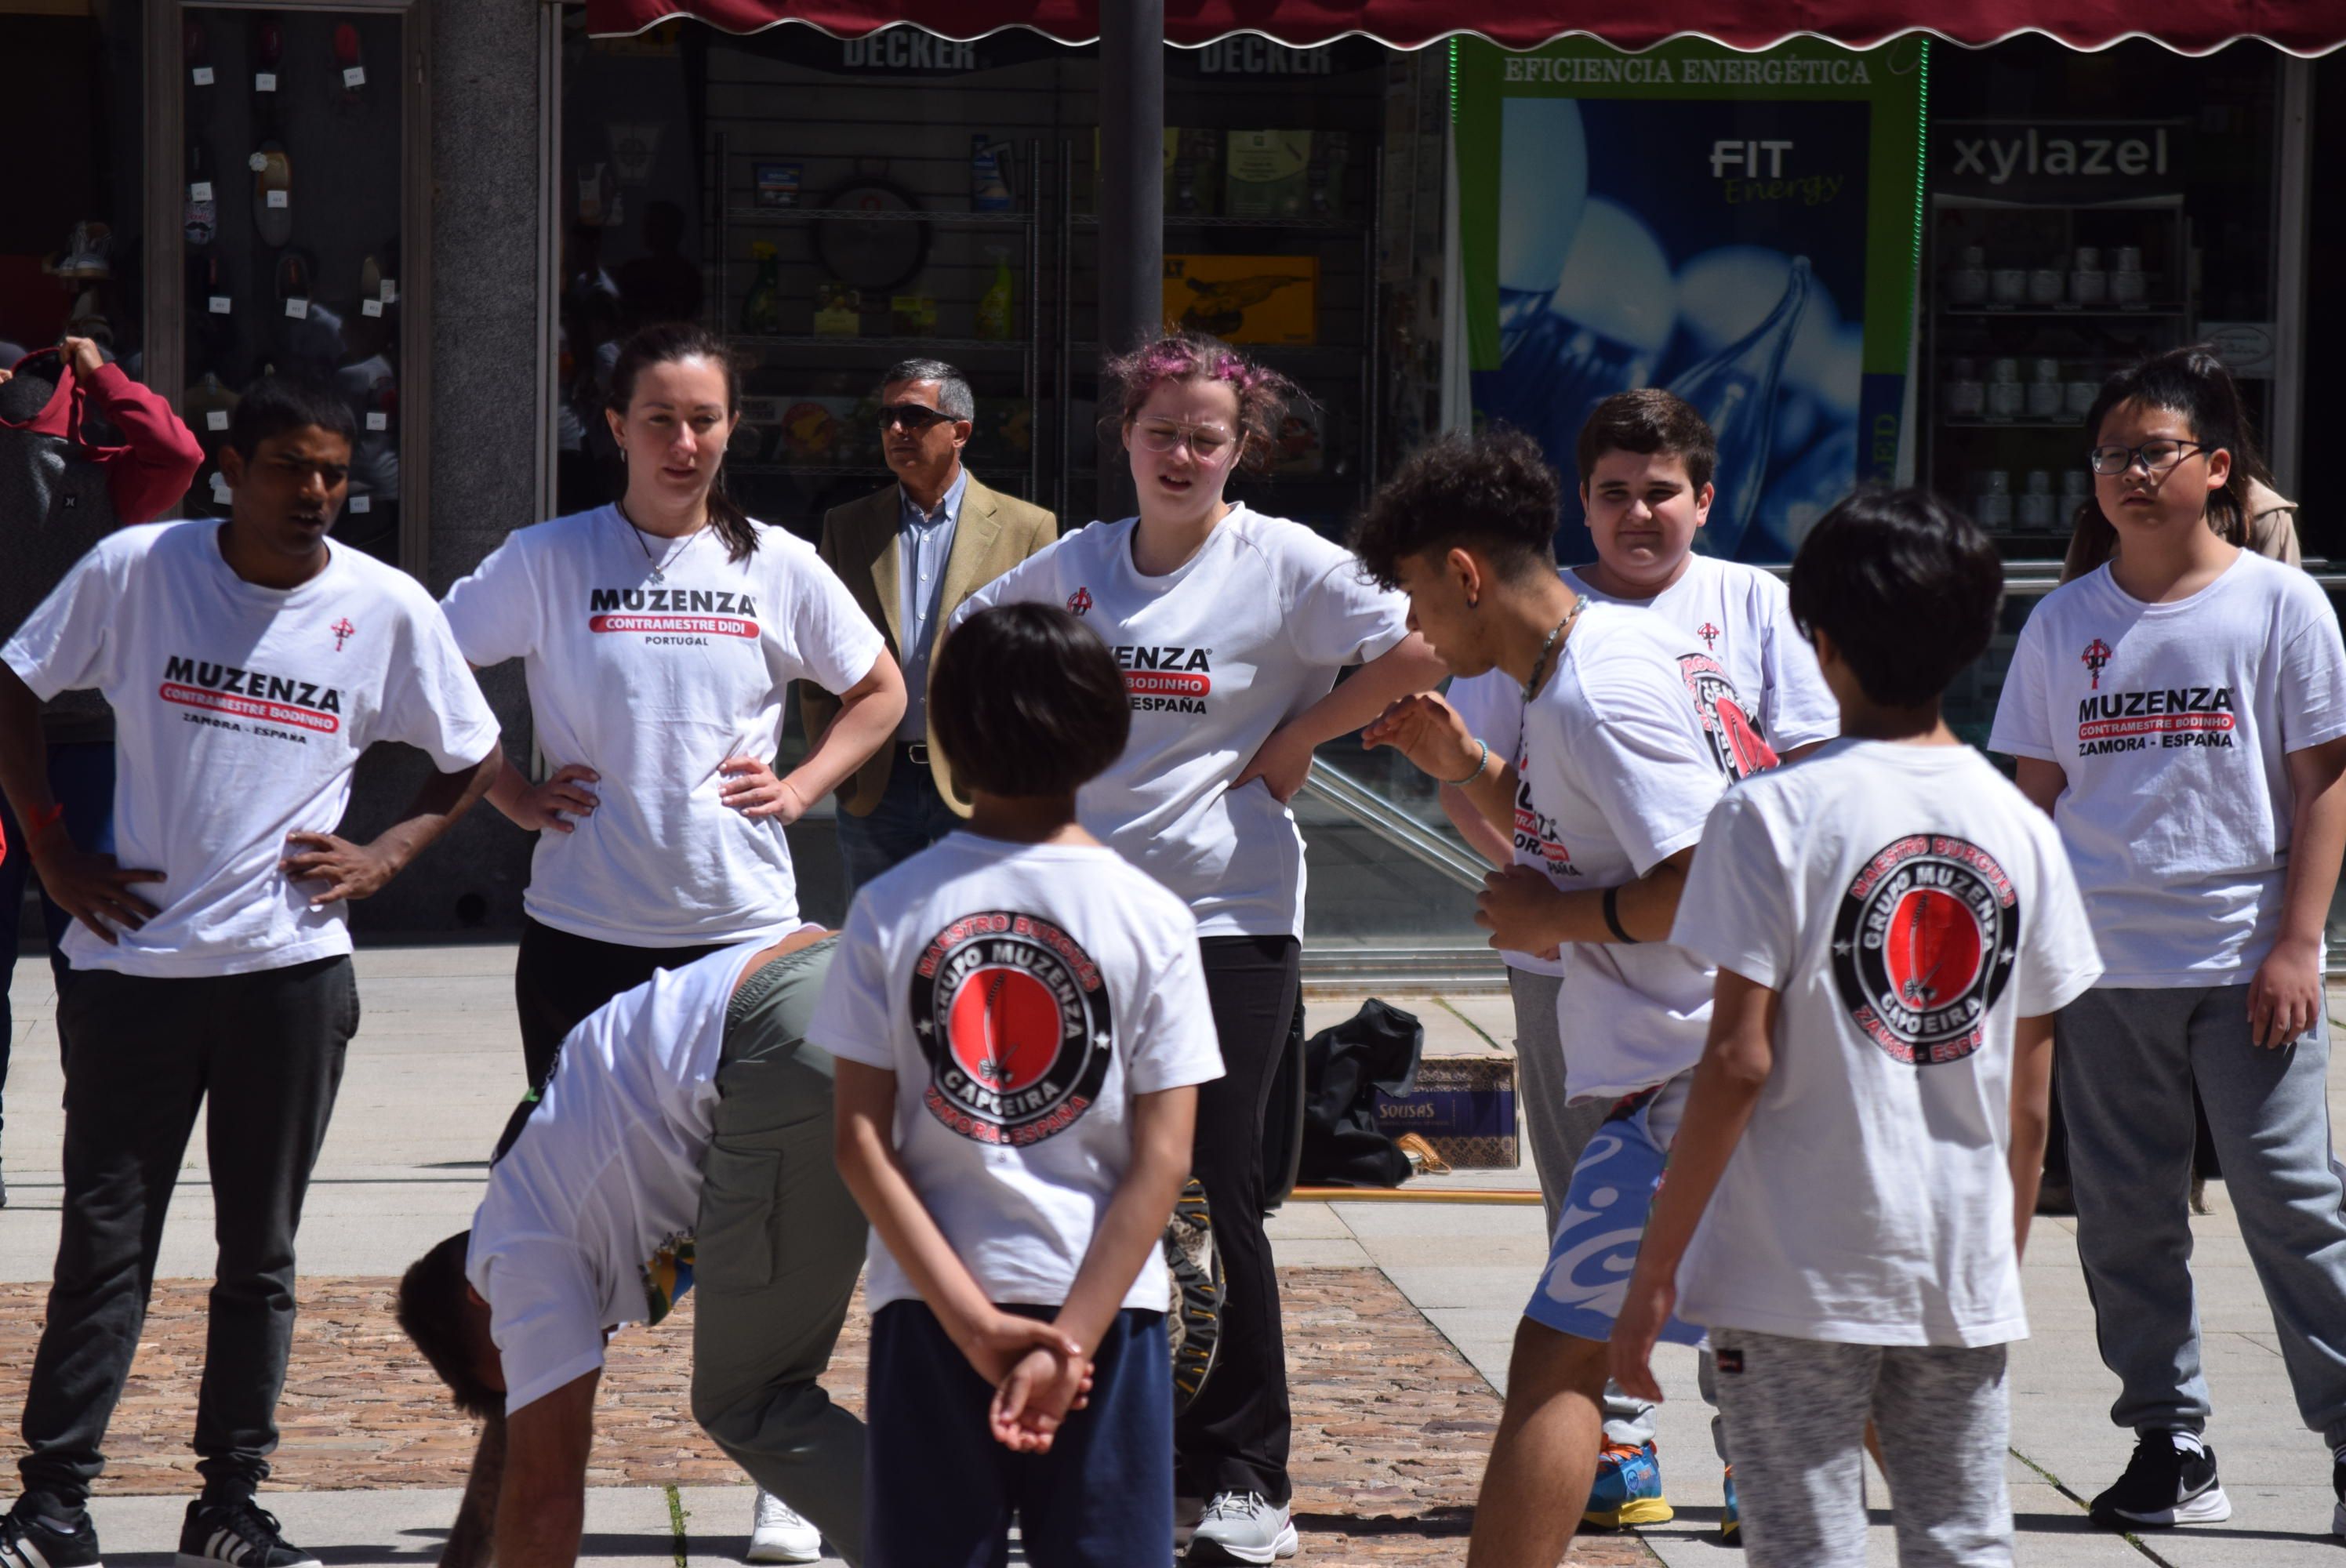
left=802, top=358, right=1056, bottom=891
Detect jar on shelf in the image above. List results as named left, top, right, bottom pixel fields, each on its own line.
left=1991, top=267, right=2028, bottom=307
left=1986, top=358, right=2025, bottom=421
left=1977, top=469, right=2014, bottom=530
left=1946, top=245, right=1988, bottom=307
left=2028, top=264, right=2065, bottom=307
left=1943, top=356, right=1985, bottom=419
left=2070, top=247, right=2108, bottom=307
left=2112, top=246, right=2148, bottom=308
left=2027, top=359, right=2065, bottom=419
left=2018, top=470, right=2057, bottom=531
left=2065, top=378, right=2100, bottom=417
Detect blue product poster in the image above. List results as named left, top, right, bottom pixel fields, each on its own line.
left=1477, top=96, right=1874, bottom=564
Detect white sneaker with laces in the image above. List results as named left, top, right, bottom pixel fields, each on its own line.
left=745, top=1490, right=821, bottom=1565
left=1186, top=1491, right=1298, bottom=1564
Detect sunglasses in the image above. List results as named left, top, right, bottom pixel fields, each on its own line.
left=878, top=403, right=956, bottom=433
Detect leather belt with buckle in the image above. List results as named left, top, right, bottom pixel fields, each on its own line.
left=897, top=740, right=930, bottom=767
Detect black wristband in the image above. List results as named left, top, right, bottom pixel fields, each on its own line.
left=1603, top=884, right=1640, bottom=945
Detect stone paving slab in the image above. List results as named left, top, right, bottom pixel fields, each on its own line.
left=0, top=1269, right=1652, bottom=1566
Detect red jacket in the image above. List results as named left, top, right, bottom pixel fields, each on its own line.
left=18, top=355, right=206, bottom=524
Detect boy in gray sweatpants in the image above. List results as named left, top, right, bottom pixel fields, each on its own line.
left=1613, top=492, right=2104, bottom=1566
left=1988, top=350, right=2346, bottom=1537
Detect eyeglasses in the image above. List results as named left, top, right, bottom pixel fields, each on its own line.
left=1133, top=420, right=1236, bottom=459
left=2087, top=439, right=2210, bottom=477
left=878, top=403, right=954, bottom=433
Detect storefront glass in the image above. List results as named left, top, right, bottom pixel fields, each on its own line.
left=177, top=5, right=411, bottom=562
left=0, top=8, right=147, bottom=386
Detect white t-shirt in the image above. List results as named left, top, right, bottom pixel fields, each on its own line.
left=808, top=833, right=1225, bottom=1315
left=2, top=521, right=499, bottom=978
left=1561, top=554, right=1838, bottom=753
left=1520, top=602, right=1773, bottom=1101
left=954, top=506, right=1412, bottom=938
left=1670, top=740, right=2103, bottom=1347
left=441, top=506, right=885, bottom=946
left=466, top=940, right=768, bottom=1414
left=1988, top=551, right=2346, bottom=986
left=1450, top=557, right=1833, bottom=979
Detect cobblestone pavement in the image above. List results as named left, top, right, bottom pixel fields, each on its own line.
left=0, top=1269, right=1654, bottom=1567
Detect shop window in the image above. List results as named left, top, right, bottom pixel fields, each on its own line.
left=0, top=10, right=146, bottom=387
left=176, top=7, right=411, bottom=565
left=1921, top=39, right=2289, bottom=563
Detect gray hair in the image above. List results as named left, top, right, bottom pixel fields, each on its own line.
left=879, top=358, right=974, bottom=422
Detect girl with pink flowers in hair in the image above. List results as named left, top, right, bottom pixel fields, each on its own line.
left=956, top=332, right=1444, bottom=1560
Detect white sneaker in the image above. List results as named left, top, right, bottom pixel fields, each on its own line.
left=746, top=1490, right=822, bottom=1564
left=1186, top=1492, right=1298, bottom=1564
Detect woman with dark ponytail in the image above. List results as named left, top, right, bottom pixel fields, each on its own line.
left=442, top=321, right=905, bottom=1090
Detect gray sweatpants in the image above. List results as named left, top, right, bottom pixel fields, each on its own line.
left=2059, top=984, right=2346, bottom=1447
left=1711, top=1328, right=2013, bottom=1568
left=1508, top=968, right=1698, bottom=1451
left=691, top=939, right=872, bottom=1565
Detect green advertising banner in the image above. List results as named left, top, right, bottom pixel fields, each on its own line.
left=1454, top=36, right=1926, bottom=564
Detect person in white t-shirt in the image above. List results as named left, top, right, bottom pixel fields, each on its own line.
left=1989, top=348, right=2346, bottom=1538
left=950, top=332, right=1444, bottom=1555
left=0, top=376, right=502, bottom=1568
left=1441, top=390, right=1838, bottom=1529
left=1610, top=489, right=2104, bottom=1567
left=394, top=924, right=867, bottom=1568
left=1351, top=428, right=1771, bottom=1568
left=819, top=603, right=1225, bottom=1567
left=441, top=323, right=904, bottom=1098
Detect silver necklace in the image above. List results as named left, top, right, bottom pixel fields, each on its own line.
left=1522, top=597, right=1585, bottom=702
left=616, top=503, right=700, bottom=582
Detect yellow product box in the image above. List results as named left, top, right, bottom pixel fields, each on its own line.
left=1162, top=253, right=1317, bottom=345
left=812, top=281, right=860, bottom=337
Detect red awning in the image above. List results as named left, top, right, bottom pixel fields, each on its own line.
left=586, top=0, right=2346, bottom=56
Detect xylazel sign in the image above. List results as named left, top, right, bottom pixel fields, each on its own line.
left=1933, top=121, right=2185, bottom=201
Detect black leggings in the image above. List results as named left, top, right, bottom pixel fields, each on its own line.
left=1175, top=933, right=1302, bottom=1506
left=514, top=917, right=734, bottom=1089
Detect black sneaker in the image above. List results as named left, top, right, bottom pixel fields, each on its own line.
left=0, top=1502, right=101, bottom=1568
left=175, top=1501, right=319, bottom=1568
left=2090, top=1431, right=2232, bottom=1529
left=2330, top=1456, right=2343, bottom=1539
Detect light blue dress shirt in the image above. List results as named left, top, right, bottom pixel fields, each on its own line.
left=895, top=466, right=968, bottom=741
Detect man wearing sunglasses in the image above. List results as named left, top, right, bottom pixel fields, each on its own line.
left=802, top=360, right=1057, bottom=891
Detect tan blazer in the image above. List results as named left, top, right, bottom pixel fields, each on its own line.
left=802, top=471, right=1058, bottom=817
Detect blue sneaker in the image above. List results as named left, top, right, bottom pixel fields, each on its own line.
left=1721, top=1465, right=1741, bottom=1543
left=1585, top=1439, right=1675, bottom=1528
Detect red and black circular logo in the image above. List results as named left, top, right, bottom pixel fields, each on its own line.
left=1831, top=835, right=2019, bottom=1066
left=1678, top=654, right=1778, bottom=781
left=910, top=911, right=1113, bottom=1145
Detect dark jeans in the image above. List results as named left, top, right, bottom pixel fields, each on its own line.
left=834, top=748, right=960, bottom=897
left=18, top=956, right=358, bottom=1512
left=1175, top=934, right=1302, bottom=1508
left=866, top=1301, right=1171, bottom=1568
left=0, top=741, right=117, bottom=1134
left=513, top=917, right=732, bottom=1090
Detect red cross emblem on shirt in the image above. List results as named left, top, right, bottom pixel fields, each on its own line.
left=1066, top=587, right=1093, bottom=616
left=1696, top=622, right=1721, bottom=650
left=2081, top=637, right=2112, bottom=688
left=332, top=618, right=357, bottom=652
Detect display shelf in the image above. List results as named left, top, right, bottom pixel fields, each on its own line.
left=725, top=206, right=1034, bottom=227
left=1940, top=418, right=2096, bottom=429
left=1070, top=212, right=1363, bottom=233
left=1941, top=307, right=2188, bottom=319
left=736, top=334, right=1028, bottom=354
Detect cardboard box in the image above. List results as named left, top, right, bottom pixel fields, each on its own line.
left=1375, top=1057, right=1518, bottom=1169
left=1226, top=129, right=1311, bottom=219
left=1162, top=253, right=1317, bottom=345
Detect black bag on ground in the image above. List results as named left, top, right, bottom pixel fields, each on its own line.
left=1295, top=999, right=1424, bottom=1189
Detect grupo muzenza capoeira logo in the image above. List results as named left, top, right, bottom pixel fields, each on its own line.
left=912, top=911, right=1113, bottom=1145
left=2082, top=637, right=2112, bottom=689
left=1676, top=654, right=1778, bottom=781
left=1831, top=835, right=2019, bottom=1066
